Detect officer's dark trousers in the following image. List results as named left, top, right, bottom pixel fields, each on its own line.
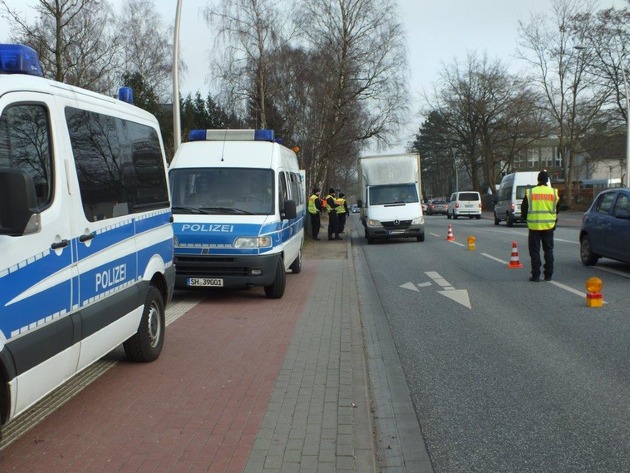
left=338, top=213, right=346, bottom=234
left=328, top=212, right=339, bottom=239
left=309, top=212, right=320, bottom=239
left=528, top=229, right=554, bottom=279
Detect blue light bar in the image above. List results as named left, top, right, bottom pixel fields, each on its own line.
left=188, top=129, right=276, bottom=142
left=0, top=44, right=43, bottom=76
left=117, top=86, right=134, bottom=104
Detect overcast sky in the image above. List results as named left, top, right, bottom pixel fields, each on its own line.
left=0, top=0, right=627, bottom=149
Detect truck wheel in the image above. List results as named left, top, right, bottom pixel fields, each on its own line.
left=264, top=258, right=286, bottom=299
left=476, top=215, right=481, bottom=220
left=289, top=248, right=302, bottom=274
left=124, top=286, right=165, bottom=362
left=367, top=237, right=375, bottom=244
left=416, top=233, right=425, bottom=242
left=494, top=213, right=500, bottom=225
left=506, top=213, right=514, bottom=227
left=447, top=212, right=452, bottom=219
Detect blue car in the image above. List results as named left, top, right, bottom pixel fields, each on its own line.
left=580, top=188, right=630, bottom=265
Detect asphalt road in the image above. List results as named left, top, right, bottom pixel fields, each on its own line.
left=352, top=212, right=630, bottom=473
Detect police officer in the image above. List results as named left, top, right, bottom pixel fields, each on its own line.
left=521, top=170, right=559, bottom=282
left=326, top=188, right=342, bottom=240
left=336, top=192, right=349, bottom=234
left=308, top=187, right=323, bottom=240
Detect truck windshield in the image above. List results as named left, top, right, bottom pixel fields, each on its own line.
left=169, top=168, right=274, bottom=215
left=369, top=184, right=418, bottom=205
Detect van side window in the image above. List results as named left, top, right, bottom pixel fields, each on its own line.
left=66, top=107, right=168, bottom=221
left=289, top=172, right=302, bottom=205
left=0, top=104, right=53, bottom=208
left=279, top=171, right=289, bottom=204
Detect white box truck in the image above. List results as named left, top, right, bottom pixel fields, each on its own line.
left=358, top=153, right=425, bottom=244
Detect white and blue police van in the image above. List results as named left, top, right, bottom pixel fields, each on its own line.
left=0, top=44, right=174, bottom=436
left=168, top=129, right=305, bottom=299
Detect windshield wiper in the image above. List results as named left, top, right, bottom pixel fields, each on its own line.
left=199, top=207, right=252, bottom=215
left=171, top=206, right=211, bottom=214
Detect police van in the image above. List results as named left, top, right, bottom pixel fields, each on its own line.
left=0, top=44, right=174, bottom=435
left=168, top=129, right=305, bottom=299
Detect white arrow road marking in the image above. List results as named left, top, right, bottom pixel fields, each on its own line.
left=400, top=282, right=419, bottom=292
left=425, top=271, right=471, bottom=309
left=438, top=289, right=472, bottom=309
left=416, top=282, right=433, bottom=288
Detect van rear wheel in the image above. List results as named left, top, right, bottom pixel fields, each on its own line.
left=124, top=286, right=165, bottom=362
left=264, top=258, right=286, bottom=299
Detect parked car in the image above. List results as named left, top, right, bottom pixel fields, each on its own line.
left=447, top=191, right=482, bottom=219
left=351, top=204, right=360, bottom=213
left=580, top=188, right=630, bottom=266
left=427, top=199, right=448, bottom=215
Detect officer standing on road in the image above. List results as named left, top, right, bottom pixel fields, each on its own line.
left=521, top=170, right=559, bottom=282
left=326, top=188, right=342, bottom=241
left=336, top=192, right=349, bottom=235
left=308, top=187, right=322, bottom=240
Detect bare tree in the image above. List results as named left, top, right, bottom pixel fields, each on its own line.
left=1, top=0, right=121, bottom=94
left=518, top=0, right=609, bottom=207
left=204, top=0, right=293, bottom=129
left=426, top=52, right=547, bottom=193
left=294, top=0, right=409, bottom=190
left=116, top=0, right=174, bottom=102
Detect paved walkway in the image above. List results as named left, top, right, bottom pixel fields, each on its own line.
left=0, top=234, right=381, bottom=472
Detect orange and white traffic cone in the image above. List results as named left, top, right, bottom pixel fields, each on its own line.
left=446, top=224, right=455, bottom=241
left=508, top=241, right=523, bottom=268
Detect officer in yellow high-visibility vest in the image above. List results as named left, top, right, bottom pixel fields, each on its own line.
left=335, top=192, right=349, bottom=235
left=307, top=188, right=322, bottom=240
left=521, top=170, right=559, bottom=282
left=326, top=188, right=342, bottom=240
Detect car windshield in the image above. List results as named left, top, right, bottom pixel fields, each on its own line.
left=169, top=167, right=274, bottom=215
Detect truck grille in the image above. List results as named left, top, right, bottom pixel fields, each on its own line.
left=382, top=220, right=412, bottom=230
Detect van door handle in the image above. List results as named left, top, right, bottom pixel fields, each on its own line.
left=51, top=239, right=69, bottom=250
left=79, top=232, right=96, bottom=242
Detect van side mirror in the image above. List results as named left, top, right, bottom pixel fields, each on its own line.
left=357, top=199, right=363, bottom=207
left=0, top=169, right=40, bottom=236
left=282, top=199, right=297, bottom=220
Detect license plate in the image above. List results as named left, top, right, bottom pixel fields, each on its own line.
left=388, top=230, right=405, bottom=235
left=464, top=204, right=473, bottom=208
left=188, top=277, right=223, bottom=287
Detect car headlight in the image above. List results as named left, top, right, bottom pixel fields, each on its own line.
left=367, top=219, right=381, bottom=227
left=234, top=236, right=273, bottom=248
left=411, top=216, right=424, bottom=225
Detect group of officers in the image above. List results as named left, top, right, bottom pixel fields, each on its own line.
left=307, top=187, right=348, bottom=241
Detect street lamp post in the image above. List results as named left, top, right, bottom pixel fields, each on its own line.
left=173, top=0, right=183, bottom=152
left=613, top=36, right=630, bottom=188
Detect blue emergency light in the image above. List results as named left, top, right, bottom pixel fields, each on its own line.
left=189, top=129, right=276, bottom=142
left=0, top=44, right=43, bottom=76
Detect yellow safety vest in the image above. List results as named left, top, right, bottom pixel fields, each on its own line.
left=325, top=194, right=335, bottom=213
left=526, top=186, right=558, bottom=230
left=308, top=194, right=319, bottom=214
left=335, top=198, right=346, bottom=214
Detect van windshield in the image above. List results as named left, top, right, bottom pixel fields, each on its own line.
left=169, top=168, right=274, bottom=215
left=369, top=184, right=418, bottom=205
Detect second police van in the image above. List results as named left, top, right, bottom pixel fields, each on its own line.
left=169, top=129, right=305, bottom=299
left=0, top=45, right=174, bottom=435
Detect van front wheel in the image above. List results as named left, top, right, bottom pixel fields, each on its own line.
left=124, top=286, right=165, bottom=362
left=264, top=258, right=286, bottom=299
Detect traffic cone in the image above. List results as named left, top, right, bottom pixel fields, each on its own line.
left=446, top=224, right=454, bottom=241
left=508, top=241, right=523, bottom=268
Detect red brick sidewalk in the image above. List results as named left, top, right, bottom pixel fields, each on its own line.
left=0, top=261, right=318, bottom=473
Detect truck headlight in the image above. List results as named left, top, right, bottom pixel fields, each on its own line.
left=234, top=236, right=273, bottom=248
left=367, top=219, right=382, bottom=227
left=411, top=216, right=424, bottom=225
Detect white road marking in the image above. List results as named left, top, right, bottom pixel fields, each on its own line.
left=482, top=253, right=508, bottom=264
